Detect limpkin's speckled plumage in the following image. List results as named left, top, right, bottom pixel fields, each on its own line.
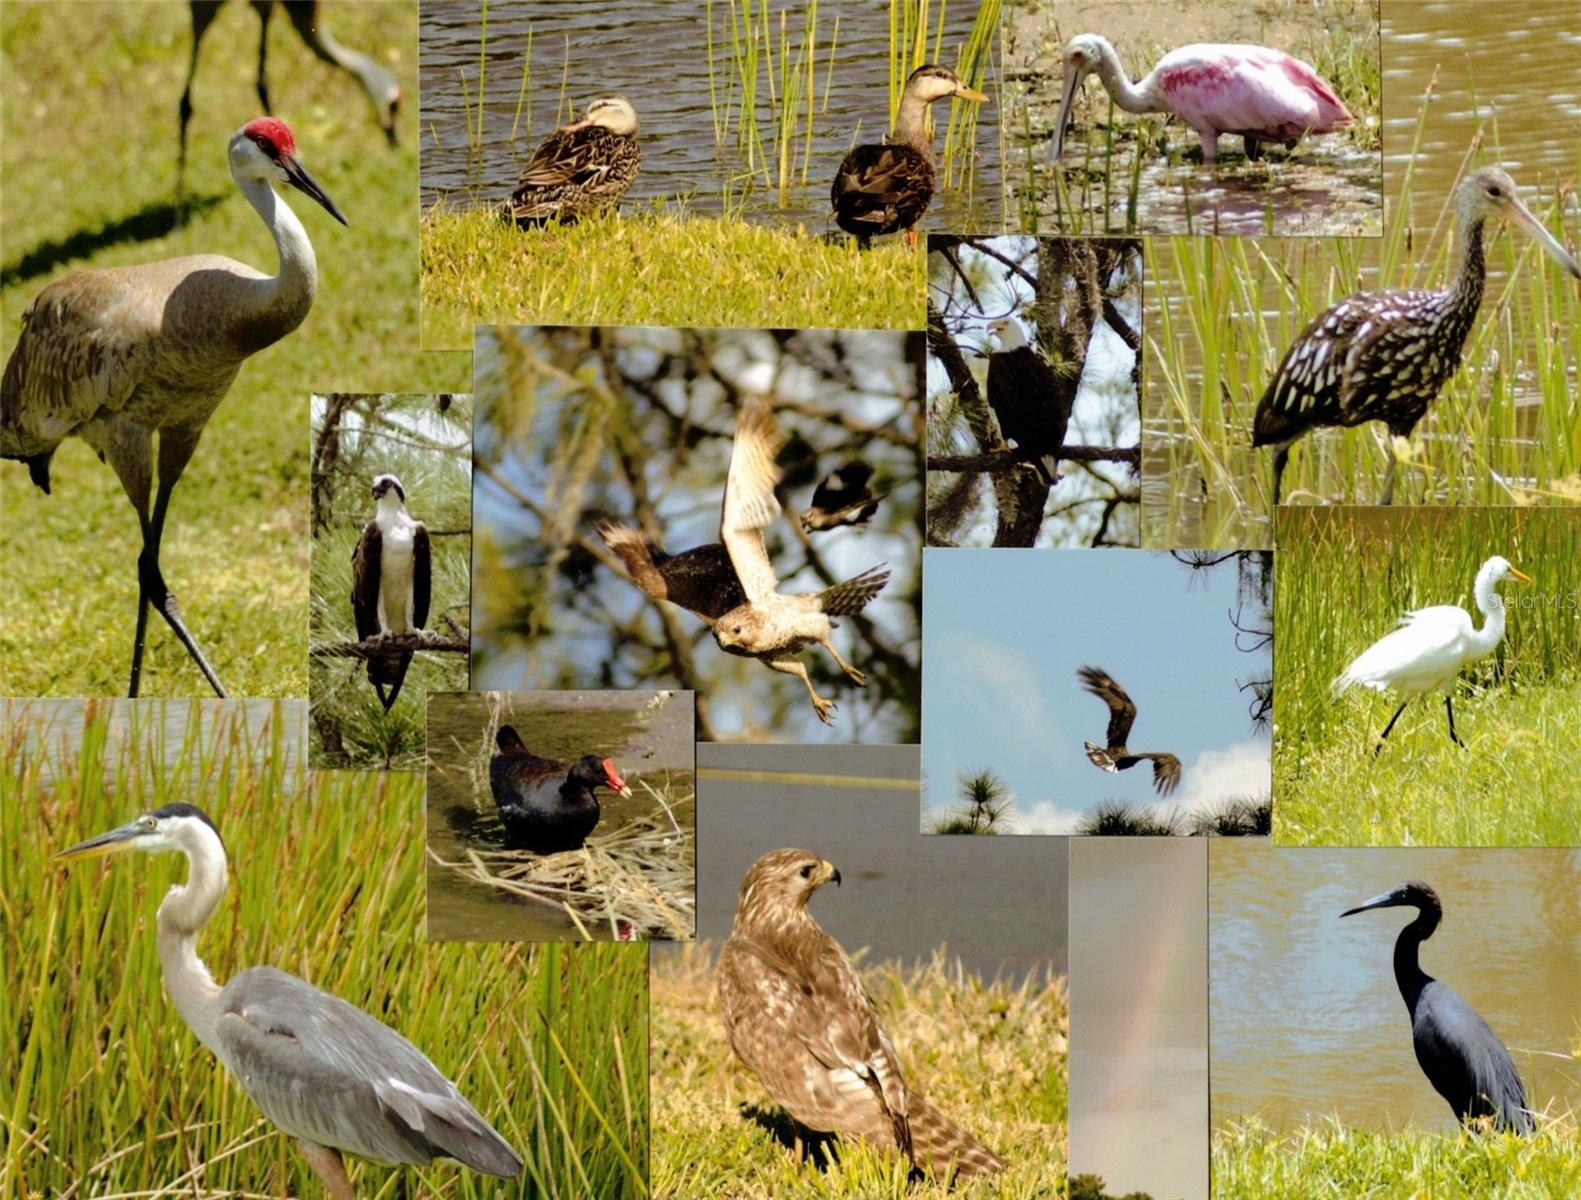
left=831, top=64, right=987, bottom=248
left=498, top=95, right=641, bottom=227
left=1253, top=166, right=1580, bottom=505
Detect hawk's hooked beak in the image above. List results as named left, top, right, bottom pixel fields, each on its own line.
left=818, top=860, right=841, bottom=887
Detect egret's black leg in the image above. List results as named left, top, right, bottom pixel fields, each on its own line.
left=1374, top=700, right=1411, bottom=756
left=1445, top=695, right=1463, bottom=748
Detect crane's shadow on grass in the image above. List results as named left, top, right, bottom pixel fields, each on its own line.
left=739, top=1104, right=841, bottom=1171
left=1, top=193, right=225, bottom=288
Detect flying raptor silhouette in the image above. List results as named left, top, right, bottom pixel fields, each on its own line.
left=1076, top=665, right=1182, bottom=796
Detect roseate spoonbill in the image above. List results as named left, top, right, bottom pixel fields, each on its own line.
left=1076, top=666, right=1183, bottom=796
left=1332, top=556, right=1531, bottom=752
left=1, top=118, right=347, bottom=697
left=55, top=803, right=523, bottom=1198
left=350, top=474, right=431, bottom=711
left=1341, top=880, right=1533, bottom=1133
left=1254, top=167, right=1580, bottom=504
left=1051, top=35, right=1352, bottom=164
left=833, top=64, right=989, bottom=247
left=498, top=95, right=641, bottom=227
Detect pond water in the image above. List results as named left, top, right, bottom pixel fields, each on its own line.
left=1211, top=842, right=1581, bottom=1133
left=1003, top=0, right=1383, bottom=236
left=419, top=0, right=999, bottom=233
left=425, top=689, right=695, bottom=941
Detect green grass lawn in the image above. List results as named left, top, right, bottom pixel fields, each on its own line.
left=1273, top=507, right=1581, bottom=845
left=652, top=944, right=1066, bottom=1199
left=1, top=698, right=648, bottom=1197
left=1212, top=1116, right=1581, bottom=1199
left=421, top=206, right=925, bottom=348
left=0, top=2, right=468, bottom=697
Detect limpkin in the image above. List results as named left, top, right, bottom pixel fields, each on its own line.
left=1253, top=166, right=1580, bottom=505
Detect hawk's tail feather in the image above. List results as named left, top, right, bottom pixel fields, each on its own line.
left=820, top=565, right=890, bottom=616
left=907, top=1093, right=1005, bottom=1178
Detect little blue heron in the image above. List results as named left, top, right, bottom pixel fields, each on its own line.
left=1341, top=880, right=1533, bottom=1133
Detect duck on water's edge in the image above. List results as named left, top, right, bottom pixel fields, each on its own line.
left=489, top=726, right=633, bottom=854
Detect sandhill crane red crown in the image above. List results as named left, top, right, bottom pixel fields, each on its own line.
left=2, top=117, right=347, bottom=697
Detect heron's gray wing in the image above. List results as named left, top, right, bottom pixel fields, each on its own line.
left=1414, top=981, right=1533, bottom=1133
left=720, top=399, right=786, bottom=605
left=1076, top=666, right=1136, bottom=750
left=215, top=967, right=521, bottom=1176
left=351, top=522, right=382, bottom=640
left=412, top=522, right=431, bottom=629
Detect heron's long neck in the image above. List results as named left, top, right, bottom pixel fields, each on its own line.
left=892, top=92, right=938, bottom=155
left=1391, top=909, right=1438, bottom=1015
left=157, top=844, right=229, bottom=1056
left=1467, top=566, right=1507, bottom=655
left=234, top=172, right=319, bottom=348
left=1093, top=42, right=1161, bottom=115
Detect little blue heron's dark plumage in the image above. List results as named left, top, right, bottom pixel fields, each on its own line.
left=1341, top=880, right=1532, bottom=1134
left=1253, top=166, right=1580, bottom=506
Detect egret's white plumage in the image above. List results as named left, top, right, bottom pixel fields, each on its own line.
left=1333, top=555, right=1531, bottom=748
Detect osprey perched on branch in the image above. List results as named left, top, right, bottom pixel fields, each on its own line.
left=351, top=474, right=431, bottom=711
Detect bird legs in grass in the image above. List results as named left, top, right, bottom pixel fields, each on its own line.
left=112, top=426, right=226, bottom=698
left=1374, top=696, right=1463, bottom=756
left=297, top=1140, right=356, bottom=1200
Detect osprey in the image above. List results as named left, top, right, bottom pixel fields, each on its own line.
left=1076, top=665, right=1182, bottom=797
left=351, top=474, right=431, bottom=711
left=985, top=317, right=1069, bottom=487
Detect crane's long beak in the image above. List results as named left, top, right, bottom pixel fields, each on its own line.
left=56, top=819, right=149, bottom=862
left=1505, top=196, right=1581, bottom=279
left=283, top=154, right=350, bottom=227
left=1051, top=61, right=1088, bottom=162
left=1340, top=889, right=1404, bottom=918
left=1507, top=565, right=1534, bottom=584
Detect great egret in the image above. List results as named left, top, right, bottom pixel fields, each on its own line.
left=1332, top=555, right=1531, bottom=752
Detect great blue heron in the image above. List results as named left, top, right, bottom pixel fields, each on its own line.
left=56, top=802, right=523, bottom=1196
left=1341, top=879, right=1534, bottom=1133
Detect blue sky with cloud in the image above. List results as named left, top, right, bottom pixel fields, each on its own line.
left=922, top=549, right=1270, bottom=832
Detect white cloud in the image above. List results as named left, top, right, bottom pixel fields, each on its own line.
left=1174, top=739, right=1270, bottom=814
left=1007, top=799, right=1088, bottom=835
left=938, top=631, right=1057, bottom=743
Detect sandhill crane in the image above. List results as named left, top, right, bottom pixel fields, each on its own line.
left=2, top=117, right=347, bottom=697
left=178, top=1, right=399, bottom=214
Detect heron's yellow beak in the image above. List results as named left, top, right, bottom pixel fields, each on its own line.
left=817, top=859, right=842, bottom=887
left=1508, top=565, right=1533, bottom=584
left=56, top=820, right=147, bottom=862
left=954, top=85, right=989, bottom=103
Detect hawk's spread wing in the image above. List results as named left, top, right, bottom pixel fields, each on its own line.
left=1077, top=665, right=1137, bottom=750
left=1145, top=753, right=1182, bottom=797
left=720, top=400, right=786, bottom=606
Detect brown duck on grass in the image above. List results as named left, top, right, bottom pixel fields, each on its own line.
left=489, top=726, right=633, bottom=854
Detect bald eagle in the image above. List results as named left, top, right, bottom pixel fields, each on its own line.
left=351, top=474, right=431, bottom=711
left=985, top=318, right=1069, bottom=487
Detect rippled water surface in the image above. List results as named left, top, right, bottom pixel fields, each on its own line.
left=420, top=0, right=1000, bottom=232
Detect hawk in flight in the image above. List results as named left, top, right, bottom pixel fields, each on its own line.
left=1076, top=665, right=1182, bottom=796
left=600, top=400, right=888, bottom=725
left=718, top=848, right=1005, bottom=1179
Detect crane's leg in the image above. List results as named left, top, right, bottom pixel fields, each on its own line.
left=284, top=1, right=402, bottom=145
left=296, top=1141, right=356, bottom=1200
left=1373, top=699, right=1411, bottom=756
left=252, top=0, right=275, bottom=112
left=1378, top=453, right=1398, bottom=506
left=766, top=657, right=836, bottom=725
left=1444, top=696, right=1464, bottom=747
left=177, top=1, right=224, bottom=223
left=132, top=429, right=226, bottom=697
left=1270, top=443, right=1290, bottom=507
